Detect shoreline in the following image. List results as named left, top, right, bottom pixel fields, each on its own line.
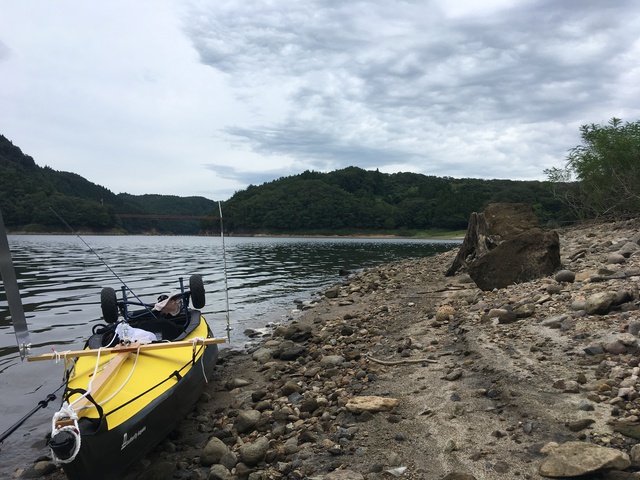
left=29, top=218, right=640, bottom=480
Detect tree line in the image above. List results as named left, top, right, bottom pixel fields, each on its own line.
left=219, top=167, right=571, bottom=234
left=0, top=135, right=217, bottom=234
left=6, top=116, right=636, bottom=237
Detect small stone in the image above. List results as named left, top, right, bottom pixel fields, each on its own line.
left=555, top=270, right=576, bottom=283
left=565, top=418, right=595, bottom=432
left=235, top=410, right=262, bottom=434
left=239, top=436, right=270, bottom=467
left=443, top=369, right=463, bottom=381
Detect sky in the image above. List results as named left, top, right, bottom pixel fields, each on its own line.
left=1, top=0, right=639, bottom=201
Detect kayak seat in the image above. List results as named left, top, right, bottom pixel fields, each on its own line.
left=134, top=318, right=184, bottom=342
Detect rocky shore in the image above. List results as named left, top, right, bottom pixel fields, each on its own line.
left=26, top=219, right=640, bottom=479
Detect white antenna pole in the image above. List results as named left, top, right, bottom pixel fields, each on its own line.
left=218, top=201, right=231, bottom=342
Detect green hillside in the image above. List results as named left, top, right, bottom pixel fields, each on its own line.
left=220, top=167, right=572, bottom=235
left=0, top=134, right=574, bottom=235
left=0, top=135, right=216, bottom=234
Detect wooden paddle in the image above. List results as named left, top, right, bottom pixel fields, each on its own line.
left=27, top=337, right=226, bottom=362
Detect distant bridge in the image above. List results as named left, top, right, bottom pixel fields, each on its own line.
left=115, top=214, right=224, bottom=220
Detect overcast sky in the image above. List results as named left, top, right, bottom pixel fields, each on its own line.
left=1, top=0, right=639, bottom=201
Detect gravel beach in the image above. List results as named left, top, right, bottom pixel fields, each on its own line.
left=25, top=219, right=640, bottom=480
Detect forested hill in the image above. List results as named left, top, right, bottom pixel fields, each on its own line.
left=0, top=135, right=216, bottom=234
left=0, top=134, right=572, bottom=235
left=221, top=168, right=572, bottom=234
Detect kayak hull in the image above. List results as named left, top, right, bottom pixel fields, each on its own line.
left=58, top=314, right=218, bottom=480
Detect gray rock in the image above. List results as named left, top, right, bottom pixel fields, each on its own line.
left=325, top=287, right=340, bottom=298
left=239, top=436, right=270, bottom=467
left=628, top=321, right=640, bottom=336
left=281, top=380, right=302, bottom=395
left=279, top=346, right=307, bottom=360
left=618, top=241, right=640, bottom=257
left=606, top=253, right=627, bottom=264
left=539, top=441, right=630, bottom=477
left=201, top=437, right=230, bottom=466
left=555, top=269, right=576, bottom=282
left=319, top=355, right=345, bottom=367
left=220, top=450, right=238, bottom=470
left=604, top=340, right=627, bottom=355
left=443, top=369, right=463, bottom=381
left=226, top=378, right=252, bottom=389
left=208, top=464, right=231, bottom=480
left=251, top=347, right=274, bottom=363
left=565, top=418, right=595, bottom=431
left=541, top=315, right=568, bottom=328
left=235, top=409, right=262, bottom=434
left=585, top=291, right=617, bottom=315
left=584, top=344, right=605, bottom=355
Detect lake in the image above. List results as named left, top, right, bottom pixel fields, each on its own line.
left=0, top=234, right=460, bottom=475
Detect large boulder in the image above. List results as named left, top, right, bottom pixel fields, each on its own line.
left=446, top=203, right=561, bottom=290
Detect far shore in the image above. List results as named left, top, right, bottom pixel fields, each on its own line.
left=7, top=230, right=466, bottom=240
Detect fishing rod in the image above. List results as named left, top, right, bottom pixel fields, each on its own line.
left=0, top=385, right=64, bottom=445
left=49, top=208, right=156, bottom=319
left=218, top=201, right=231, bottom=342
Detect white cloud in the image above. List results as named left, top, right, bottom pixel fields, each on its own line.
left=1, top=0, right=639, bottom=200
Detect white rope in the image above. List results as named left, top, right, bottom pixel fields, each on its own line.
left=192, top=337, right=208, bottom=384
left=49, top=403, right=81, bottom=465
left=79, top=344, right=141, bottom=409
left=68, top=347, right=102, bottom=409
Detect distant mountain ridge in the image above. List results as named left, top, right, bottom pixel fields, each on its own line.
left=0, top=134, right=574, bottom=235
left=0, top=134, right=216, bottom=234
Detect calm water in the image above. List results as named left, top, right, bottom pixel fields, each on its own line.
left=0, top=234, right=459, bottom=474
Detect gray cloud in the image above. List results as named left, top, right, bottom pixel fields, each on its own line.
left=1, top=0, right=638, bottom=200
left=184, top=0, right=640, bottom=181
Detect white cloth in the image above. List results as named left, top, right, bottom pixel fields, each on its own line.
left=115, top=322, right=156, bottom=344
left=154, top=292, right=183, bottom=316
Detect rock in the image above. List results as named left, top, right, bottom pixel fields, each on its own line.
left=436, top=305, right=456, bottom=322
left=279, top=346, right=307, bottom=360
left=239, top=436, right=270, bottom=467
left=443, top=369, right=463, bottom=381
left=208, top=464, right=231, bottom=480
left=605, top=340, right=628, bottom=355
left=281, top=380, right=302, bottom=395
left=345, top=396, right=400, bottom=413
left=226, top=378, right=252, bottom=389
left=251, top=347, right=274, bottom=363
left=325, top=287, right=340, bottom=298
left=201, top=437, right=230, bottom=466
left=585, top=291, right=617, bottom=315
left=607, top=253, right=627, bottom=264
left=235, top=409, right=262, bottom=434
left=555, top=270, right=576, bottom=283
left=629, top=321, right=640, bottom=336
left=564, top=418, right=595, bottom=431
left=319, top=355, right=345, bottom=367
left=220, top=450, right=238, bottom=470
left=539, top=441, right=630, bottom=477
left=541, top=315, right=568, bottom=328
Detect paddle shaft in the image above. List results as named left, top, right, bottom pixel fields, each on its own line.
left=27, top=337, right=226, bottom=362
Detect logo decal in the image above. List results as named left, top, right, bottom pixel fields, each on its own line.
left=121, top=426, right=146, bottom=450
